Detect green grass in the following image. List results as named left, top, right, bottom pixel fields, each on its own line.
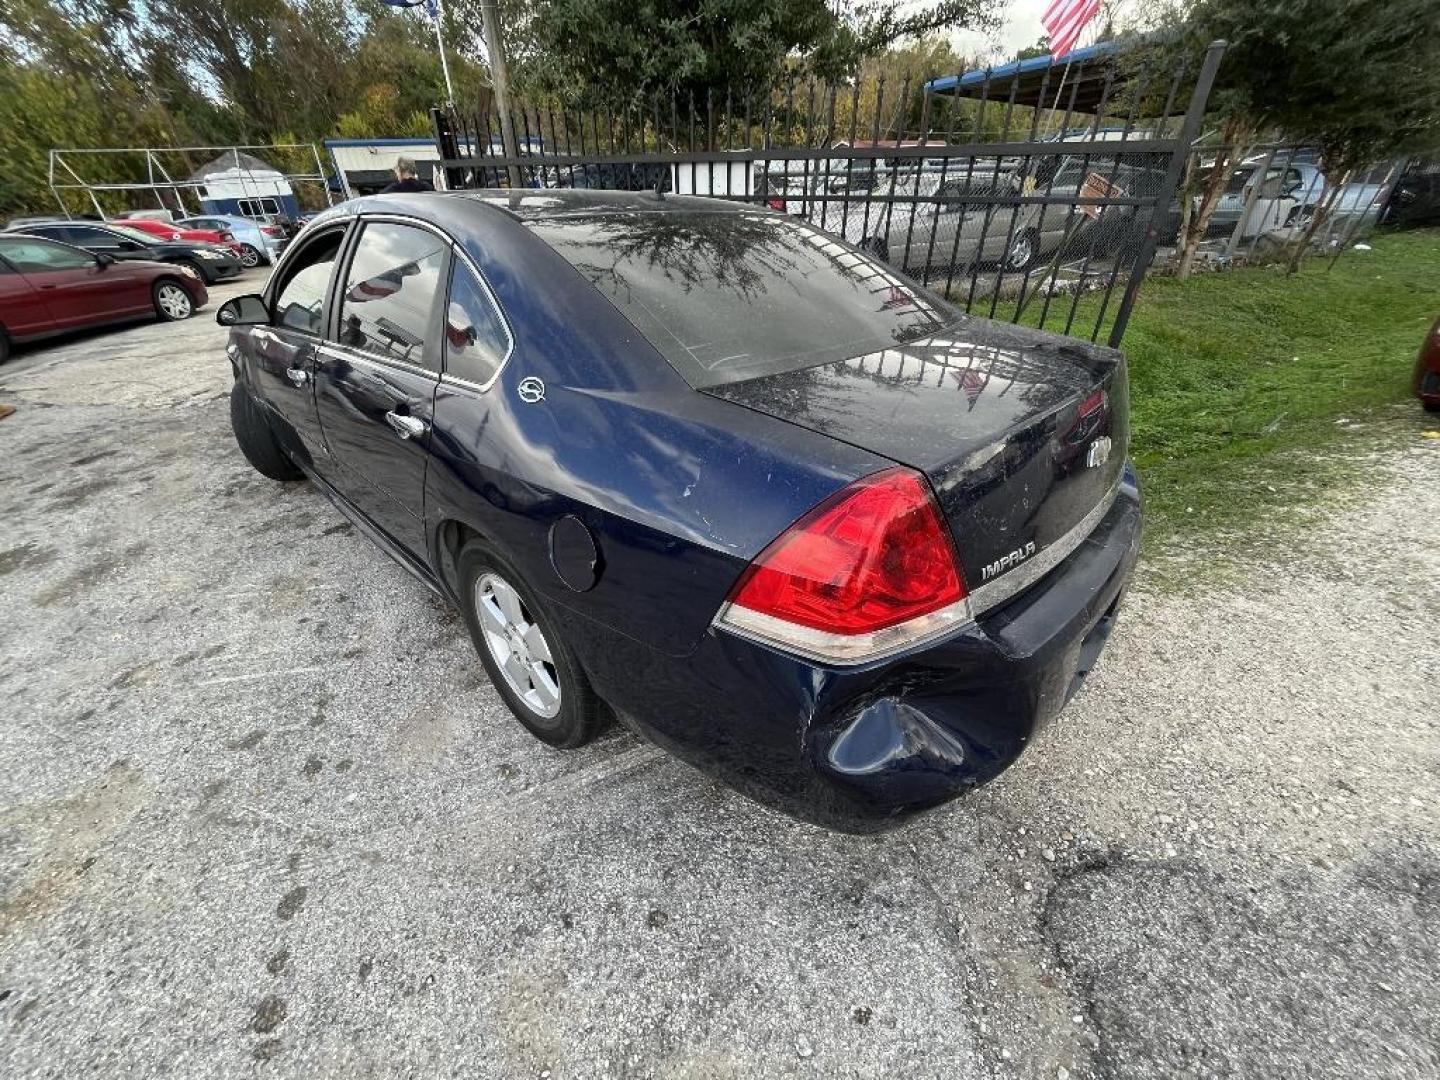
left=1029, top=229, right=1440, bottom=554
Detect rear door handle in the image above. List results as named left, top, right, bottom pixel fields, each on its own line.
left=385, top=411, right=427, bottom=440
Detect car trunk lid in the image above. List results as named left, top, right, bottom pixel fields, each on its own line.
left=703, top=319, right=1127, bottom=605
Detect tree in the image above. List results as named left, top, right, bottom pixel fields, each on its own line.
left=1014, top=36, right=1050, bottom=61
left=1148, top=0, right=1440, bottom=276
left=496, top=0, right=998, bottom=127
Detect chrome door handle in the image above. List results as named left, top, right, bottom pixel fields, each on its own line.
left=285, top=367, right=309, bottom=386
left=385, top=411, right=427, bottom=440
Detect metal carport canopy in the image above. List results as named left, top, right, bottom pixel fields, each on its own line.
left=924, top=40, right=1125, bottom=114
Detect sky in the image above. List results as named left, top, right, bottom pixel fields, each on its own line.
left=946, top=0, right=1138, bottom=63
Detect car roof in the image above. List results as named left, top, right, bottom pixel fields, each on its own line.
left=441, top=189, right=752, bottom=220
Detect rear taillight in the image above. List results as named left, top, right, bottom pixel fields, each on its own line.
left=261, top=225, right=281, bottom=237
left=716, top=467, right=970, bottom=664
left=766, top=197, right=786, bottom=211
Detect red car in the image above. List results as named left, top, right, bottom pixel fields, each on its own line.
left=0, top=233, right=207, bottom=363
left=117, top=216, right=244, bottom=257
left=1414, top=316, right=1440, bottom=412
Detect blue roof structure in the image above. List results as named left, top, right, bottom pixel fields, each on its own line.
left=924, top=40, right=1129, bottom=114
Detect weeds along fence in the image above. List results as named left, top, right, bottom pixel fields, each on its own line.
left=433, top=42, right=1226, bottom=349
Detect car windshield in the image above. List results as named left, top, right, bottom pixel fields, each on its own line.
left=529, top=209, right=958, bottom=388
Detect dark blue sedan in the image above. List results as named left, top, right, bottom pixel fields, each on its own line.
left=219, top=190, right=1140, bottom=831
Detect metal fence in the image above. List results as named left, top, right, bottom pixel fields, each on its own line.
left=433, top=42, right=1226, bottom=349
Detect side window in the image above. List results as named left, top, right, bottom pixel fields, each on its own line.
left=337, top=221, right=447, bottom=371
left=273, top=229, right=345, bottom=335
left=72, top=227, right=120, bottom=247
left=444, top=258, right=510, bottom=387
left=0, top=237, right=96, bottom=271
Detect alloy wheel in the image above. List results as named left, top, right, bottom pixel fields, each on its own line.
left=239, top=244, right=261, bottom=268
left=157, top=283, right=192, bottom=319
left=1007, top=233, right=1035, bottom=271
left=475, top=572, right=561, bottom=719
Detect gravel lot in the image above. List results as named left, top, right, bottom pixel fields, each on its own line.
left=2, top=277, right=1437, bottom=1079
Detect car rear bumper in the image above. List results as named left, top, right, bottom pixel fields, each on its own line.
left=576, top=466, right=1142, bottom=831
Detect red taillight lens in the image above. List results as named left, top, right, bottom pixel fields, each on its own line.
left=766, top=197, right=786, bottom=211
left=719, top=468, right=969, bottom=662
left=261, top=225, right=281, bottom=237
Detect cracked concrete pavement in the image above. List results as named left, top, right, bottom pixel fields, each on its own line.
left=1, top=275, right=1437, bottom=1078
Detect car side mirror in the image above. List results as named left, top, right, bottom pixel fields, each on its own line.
left=216, top=294, right=272, bottom=327
left=94, top=252, right=114, bottom=267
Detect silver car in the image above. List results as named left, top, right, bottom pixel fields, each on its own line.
left=815, top=167, right=1033, bottom=279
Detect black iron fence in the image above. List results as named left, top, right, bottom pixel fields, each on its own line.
left=433, top=41, right=1226, bottom=348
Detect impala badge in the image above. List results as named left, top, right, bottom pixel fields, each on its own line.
left=1086, top=436, right=1112, bottom=469
left=517, top=377, right=546, bottom=403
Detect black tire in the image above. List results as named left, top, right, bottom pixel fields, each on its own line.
left=238, top=243, right=262, bottom=268
left=1424, top=400, right=1440, bottom=413
left=0, top=326, right=10, bottom=365
left=456, top=540, right=607, bottom=749
left=153, top=278, right=194, bottom=321
left=229, top=381, right=303, bottom=481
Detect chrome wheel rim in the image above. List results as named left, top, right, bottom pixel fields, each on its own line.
left=239, top=244, right=260, bottom=267
left=475, top=572, right=561, bottom=719
left=157, top=284, right=191, bottom=319
left=1008, top=234, right=1034, bottom=270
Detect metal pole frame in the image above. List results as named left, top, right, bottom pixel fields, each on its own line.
left=1107, top=39, right=1227, bottom=349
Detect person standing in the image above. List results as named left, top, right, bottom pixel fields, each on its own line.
left=382, top=157, right=435, bottom=194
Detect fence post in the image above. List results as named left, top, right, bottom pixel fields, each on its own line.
left=1107, top=39, right=1227, bottom=350
left=431, top=107, right=462, bottom=191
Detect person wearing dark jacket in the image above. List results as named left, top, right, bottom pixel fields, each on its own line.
left=383, top=157, right=435, bottom=193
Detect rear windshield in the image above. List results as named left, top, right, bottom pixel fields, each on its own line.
left=527, top=210, right=958, bottom=387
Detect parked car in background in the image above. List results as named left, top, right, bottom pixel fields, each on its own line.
left=219, top=190, right=1138, bottom=830
left=816, top=167, right=1034, bottom=275
left=1414, top=316, right=1440, bottom=412
left=6, top=221, right=242, bottom=285
left=115, top=214, right=243, bottom=255
left=1026, top=151, right=1178, bottom=263
left=0, top=233, right=205, bottom=363
left=177, top=213, right=287, bottom=267
left=1209, top=158, right=1393, bottom=239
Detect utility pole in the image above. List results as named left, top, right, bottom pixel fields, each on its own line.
left=480, top=0, right=521, bottom=189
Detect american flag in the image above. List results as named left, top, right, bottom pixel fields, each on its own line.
left=1042, top=0, right=1102, bottom=59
